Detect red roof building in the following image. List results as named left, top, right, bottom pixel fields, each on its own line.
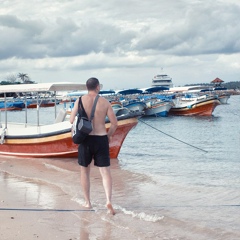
left=211, top=77, right=224, bottom=86
left=211, top=77, right=224, bottom=83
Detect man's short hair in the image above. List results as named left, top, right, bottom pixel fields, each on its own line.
left=86, top=77, right=100, bottom=91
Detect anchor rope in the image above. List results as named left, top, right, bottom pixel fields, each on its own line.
left=138, top=118, right=208, bottom=153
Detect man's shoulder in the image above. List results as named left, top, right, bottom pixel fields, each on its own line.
left=98, top=96, right=109, bottom=104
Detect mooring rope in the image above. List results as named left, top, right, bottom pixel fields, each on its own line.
left=0, top=208, right=94, bottom=212
left=138, top=118, right=208, bottom=153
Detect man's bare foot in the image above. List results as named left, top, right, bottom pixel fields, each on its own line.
left=83, top=202, right=92, bottom=209
left=107, top=203, right=116, bottom=215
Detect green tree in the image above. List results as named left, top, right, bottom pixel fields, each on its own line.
left=18, top=73, right=30, bottom=83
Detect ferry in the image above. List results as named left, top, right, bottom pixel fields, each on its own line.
left=152, top=71, right=173, bottom=88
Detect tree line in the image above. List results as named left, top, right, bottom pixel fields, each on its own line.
left=222, top=81, right=240, bottom=90
left=0, top=73, right=35, bottom=85
left=1, top=73, right=240, bottom=90
left=184, top=81, right=240, bottom=90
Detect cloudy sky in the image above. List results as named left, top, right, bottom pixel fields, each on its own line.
left=0, top=0, right=240, bottom=90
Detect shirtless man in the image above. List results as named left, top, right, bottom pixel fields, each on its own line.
left=70, top=77, right=118, bottom=215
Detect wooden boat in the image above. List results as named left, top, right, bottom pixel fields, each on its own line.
left=144, top=98, right=173, bottom=117
left=218, top=94, right=230, bottom=104
left=0, top=101, right=25, bottom=111
left=0, top=82, right=139, bottom=158
left=26, top=100, right=56, bottom=108
left=122, top=100, right=146, bottom=113
left=200, top=87, right=230, bottom=104
left=169, top=94, right=220, bottom=116
left=110, top=101, right=123, bottom=109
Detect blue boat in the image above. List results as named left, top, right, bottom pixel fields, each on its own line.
left=0, top=101, right=25, bottom=111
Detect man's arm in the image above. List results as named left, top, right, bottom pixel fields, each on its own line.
left=106, top=103, right=118, bottom=141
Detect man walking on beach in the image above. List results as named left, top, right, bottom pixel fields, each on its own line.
left=70, top=77, right=118, bottom=215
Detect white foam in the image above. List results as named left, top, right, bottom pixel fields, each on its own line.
left=72, top=196, right=86, bottom=206
left=116, top=205, right=164, bottom=222
left=101, top=216, right=130, bottom=230
left=44, top=163, right=72, bottom=173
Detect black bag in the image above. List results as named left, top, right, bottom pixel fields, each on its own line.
left=72, top=95, right=99, bottom=144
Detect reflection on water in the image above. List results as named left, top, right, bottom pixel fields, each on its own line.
left=0, top=172, right=57, bottom=209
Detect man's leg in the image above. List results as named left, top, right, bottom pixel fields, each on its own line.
left=99, top=166, right=115, bottom=215
left=80, top=165, right=92, bottom=208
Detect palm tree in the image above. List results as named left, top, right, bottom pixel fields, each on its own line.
left=18, top=73, right=30, bottom=83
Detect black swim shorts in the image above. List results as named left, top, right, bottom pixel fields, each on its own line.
left=78, top=135, right=110, bottom=167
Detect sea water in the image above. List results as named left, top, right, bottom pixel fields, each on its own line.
left=118, top=95, right=240, bottom=238
left=0, top=95, right=240, bottom=239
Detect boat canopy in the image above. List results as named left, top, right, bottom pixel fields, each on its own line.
left=99, top=90, right=116, bottom=95
left=200, top=89, right=213, bottom=92
left=214, top=87, right=227, bottom=91
left=144, top=86, right=169, bottom=93
left=200, top=87, right=227, bottom=92
left=0, top=82, right=88, bottom=93
left=169, top=85, right=204, bottom=92
left=116, top=89, right=143, bottom=95
left=66, top=91, right=88, bottom=96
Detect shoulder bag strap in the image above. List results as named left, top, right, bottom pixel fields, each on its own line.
left=77, top=97, right=82, bottom=115
left=89, top=95, right=99, bottom=121
left=78, top=97, right=88, bottom=117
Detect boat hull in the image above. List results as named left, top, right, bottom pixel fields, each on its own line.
left=0, top=107, right=23, bottom=111
left=124, top=102, right=146, bottom=112
left=169, top=99, right=220, bottom=116
left=26, top=100, right=56, bottom=108
left=144, top=102, right=172, bottom=117
left=218, top=95, right=230, bottom=104
left=0, top=118, right=138, bottom=159
left=0, top=101, right=25, bottom=111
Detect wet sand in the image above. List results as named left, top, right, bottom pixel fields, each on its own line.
left=0, top=157, right=122, bottom=240
left=1, top=156, right=240, bottom=240
left=0, top=156, right=156, bottom=240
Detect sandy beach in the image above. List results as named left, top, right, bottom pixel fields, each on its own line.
left=0, top=157, right=129, bottom=240
left=0, top=156, right=163, bottom=240
left=1, top=154, right=240, bottom=240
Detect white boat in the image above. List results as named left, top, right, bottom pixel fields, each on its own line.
left=122, top=100, right=146, bottom=113
left=0, top=82, right=140, bottom=158
left=144, top=98, right=173, bottom=117
left=200, top=87, right=230, bottom=104
left=116, top=88, right=146, bottom=113
left=169, top=93, right=220, bottom=116
left=218, top=94, right=230, bottom=104
left=214, top=88, right=230, bottom=104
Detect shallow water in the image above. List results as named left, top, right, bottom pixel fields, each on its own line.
left=0, top=95, right=240, bottom=239
left=118, top=95, right=240, bottom=237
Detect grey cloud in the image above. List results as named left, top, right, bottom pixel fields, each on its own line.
left=0, top=15, right=45, bottom=59
left=44, top=20, right=136, bottom=57
left=1, top=0, right=240, bottom=63
left=0, top=14, right=136, bottom=59
left=134, top=2, right=240, bottom=56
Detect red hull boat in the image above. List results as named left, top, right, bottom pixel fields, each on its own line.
left=0, top=118, right=137, bottom=158
left=169, top=95, right=221, bottom=116
left=0, top=82, right=139, bottom=159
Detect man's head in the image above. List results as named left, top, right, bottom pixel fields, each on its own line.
left=86, top=77, right=100, bottom=91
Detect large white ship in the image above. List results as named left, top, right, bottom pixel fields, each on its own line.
left=152, top=71, right=173, bottom=88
